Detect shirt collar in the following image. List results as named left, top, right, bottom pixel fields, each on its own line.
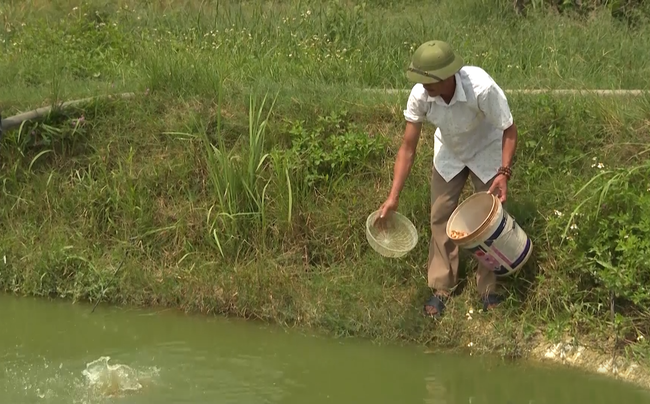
left=427, top=73, right=466, bottom=105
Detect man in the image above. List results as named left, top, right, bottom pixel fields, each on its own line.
left=376, top=40, right=518, bottom=317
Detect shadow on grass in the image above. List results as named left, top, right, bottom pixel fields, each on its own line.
left=388, top=191, right=544, bottom=310
left=498, top=195, right=543, bottom=305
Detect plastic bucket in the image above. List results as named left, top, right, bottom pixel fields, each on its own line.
left=446, top=192, right=532, bottom=277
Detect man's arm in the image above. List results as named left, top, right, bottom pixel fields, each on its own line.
left=477, top=82, right=517, bottom=169
left=387, top=121, right=422, bottom=203
left=478, top=80, right=517, bottom=202
left=501, top=122, right=518, bottom=169
left=378, top=121, right=422, bottom=220
left=378, top=86, right=427, bottom=219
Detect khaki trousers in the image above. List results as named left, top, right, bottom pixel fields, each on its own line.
left=427, top=166, right=498, bottom=296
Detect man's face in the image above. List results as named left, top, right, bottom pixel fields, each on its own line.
left=422, top=76, right=454, bottom=98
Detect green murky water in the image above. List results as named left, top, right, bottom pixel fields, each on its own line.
left=2, top=293, right=649, bottom=404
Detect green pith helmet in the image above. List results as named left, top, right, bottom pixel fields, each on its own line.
left=406, top=40, right=464, bottom=84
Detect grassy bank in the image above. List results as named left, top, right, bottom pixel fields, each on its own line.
left=2, top=0, right=650, bottom=369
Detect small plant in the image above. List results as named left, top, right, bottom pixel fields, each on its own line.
left=286, top=110, right=387, bottom=189
left=561, top=157, right=650, bottom=310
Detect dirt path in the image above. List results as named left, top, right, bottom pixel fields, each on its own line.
left=2, top=88, right=648, bottom=134
left=369, top=88, right=650, bottom=96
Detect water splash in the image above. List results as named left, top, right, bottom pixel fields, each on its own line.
left=81, top=356, right=159, bottom=398
left=2, top=354, right=159, bottom=403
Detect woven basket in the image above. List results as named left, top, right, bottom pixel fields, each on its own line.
left=365, top=210, right=418, bottom=258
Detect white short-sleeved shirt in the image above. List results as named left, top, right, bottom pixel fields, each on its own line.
left=403, top=65, right=514, bottom=184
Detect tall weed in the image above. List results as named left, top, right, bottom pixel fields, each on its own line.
left=165, top=91, right=277, bottom=258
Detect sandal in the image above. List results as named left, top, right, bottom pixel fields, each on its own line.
left=424, top=294, right=448, bottom=318
left=482, top=293, right=503, bottom=312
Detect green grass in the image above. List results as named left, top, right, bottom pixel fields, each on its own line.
left=2, top=0, right=650, bottom=368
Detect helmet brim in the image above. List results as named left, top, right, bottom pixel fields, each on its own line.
left=406, top=53, right=464, bottom=84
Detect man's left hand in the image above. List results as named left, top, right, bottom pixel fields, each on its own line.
left=488, top=174, right=508, bottom=203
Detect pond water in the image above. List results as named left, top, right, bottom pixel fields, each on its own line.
left=2, top=293, right=649, bottom=404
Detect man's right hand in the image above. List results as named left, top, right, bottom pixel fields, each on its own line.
left=375, top=196, right=399, bottom=229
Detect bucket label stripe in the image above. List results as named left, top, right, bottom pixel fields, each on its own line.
left=480, top=242, right=513, bottom=272
left=484, top=216, right=507, bottom=246
left=474, top=247, right=503, bottom=272
left=510, top=238, right=532, bottom=270
left=492, top=238, right=531, bottom=275
left=491, top=246, right=513, bottom=267
left=467, top=210, right=532, bottom=276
